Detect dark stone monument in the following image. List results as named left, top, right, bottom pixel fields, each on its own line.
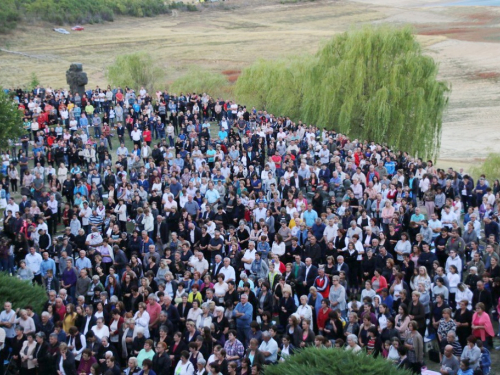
left=66, top=63, right=88, bottom=97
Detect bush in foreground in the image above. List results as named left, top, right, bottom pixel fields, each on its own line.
left=264, top=347, right=411, bottom=375
left=0, top=272, right=48, bottom=313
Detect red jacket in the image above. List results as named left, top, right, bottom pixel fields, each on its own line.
left=372, top=275, right=388, bottom=294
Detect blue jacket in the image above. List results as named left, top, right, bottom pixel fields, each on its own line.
left=233, top=301, right=253, bottom=328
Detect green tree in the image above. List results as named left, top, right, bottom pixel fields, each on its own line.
left=0, top=273, right=48, bottom=313
left=0, top=89, right=24, bottom=148
left=106, top=52, right=164, bottom=93
left=235, top=25, right=450, bottom=160
left=170, top=68, right=231, bottom=99
left=28, top=72, right=41, bottom=91
left=264, top=347, right=411, bottom=375
left=0, top=0, right=21, bottom=33
left=470, top=153, right=500, bottom=181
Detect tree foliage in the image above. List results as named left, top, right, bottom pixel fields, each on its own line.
left=170, top=68, right=231, bottom=99
left=0, top=90, right=24, bottom=148
left=0, top=272, right=48, bottom=314
left=0, top=0, right=21, bottom=34
left=470, top=153, right=500, bottom=181
left=0, top=0, right=175, bottom=32
left=235, top=25, right=450, bottom=160
left=106, top=53, right=164, bottom=93
left=264, top=347, right=412, bottom=375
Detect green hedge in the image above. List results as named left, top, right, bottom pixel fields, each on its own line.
left=0, top=272, right=48, bottom=314
left=264, top=347, right=412, bottom=375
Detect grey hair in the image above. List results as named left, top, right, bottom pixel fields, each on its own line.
left=347, top=334, right=358, bottom=344
left=128, top=357, right=138, bottom=366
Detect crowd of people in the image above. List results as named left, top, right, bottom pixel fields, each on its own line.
left=0, top=85, right=499, bottom=375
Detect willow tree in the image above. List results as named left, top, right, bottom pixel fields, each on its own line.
left=235, top=57, right=313, bottom=120
left=106, top=52, right=164, bottom=93
left=170, top=67, right=230, bottom=99
left=235, top=25, right=449, bottom=160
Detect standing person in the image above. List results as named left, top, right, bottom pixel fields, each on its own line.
left=404, top=321, right=423, bottom=374
left=19, top=332, right=37, bottom=375
left=25, top=247, right=43, bottom=285
left=34, top=332, right=53, bottom=375
left=0, top=326, right=5, bottom=375
left=232, top=294, right=253, bottom=346
left=57, top=342, right=78, bottom=375
left=0, top=302, right=16, bottom=352
left=471, top=303, right=494, bottom=348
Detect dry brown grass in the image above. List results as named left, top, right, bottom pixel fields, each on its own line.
left=0, top=0, right=384, bottom=88
left=2, top=0, right=500, bottom=168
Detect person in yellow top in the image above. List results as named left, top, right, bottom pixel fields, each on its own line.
left=62, top=303, right=77, bottom=333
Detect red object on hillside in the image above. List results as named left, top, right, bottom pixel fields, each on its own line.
left=71, top=25, right=85, bottom=31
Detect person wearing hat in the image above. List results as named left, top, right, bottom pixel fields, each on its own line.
left=34, top=331, right=53, bottom=374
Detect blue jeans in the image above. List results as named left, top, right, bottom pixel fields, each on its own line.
left=236, top=326, right=250, bottom=347
left=0, top=258, right=9, bottom=272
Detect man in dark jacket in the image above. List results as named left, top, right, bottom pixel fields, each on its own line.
left=39, top=312, right=55, bottom=338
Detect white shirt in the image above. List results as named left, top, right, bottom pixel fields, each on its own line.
left=25, top=252, right=43, bottom=274
left=133, top=310, right=150, bottom=338
left=114, top=204, right=127, bottom=221
left=323, top=224, right=338, bottom=243
left=80, top=206, right=92, bottom=225
left=163, top=199, right=178, bottom=215
left=5, top=203, right=19, bottom=215
left=253, top=207, right=267, bottom=223
left=271, top=242, right=285, bottom=256
left=219, top=265, right=236, bottom=282
left=428, top=219, right=442, bottom=237
left=68, top=333, right=86, bottom=360
left=131, top=129, right=142, bottom=141
left=91, top=324, right=110, bottom=340
left=440, top=211, right=457, bottom=228
left=192, top=258, right=209, bottom=275
left=174, top=361, right=194, bottom=375
left=296, top=305, right=313, bottom=323
left=47, top=199, right=58, bottom=214
left=242, top=248, right=256, bottom=271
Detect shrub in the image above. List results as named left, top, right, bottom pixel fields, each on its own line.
left=264, top=347, right=412, bottom=375
left=0, top=272, right=48, bottom=314
left=106, top=53, right=164, bottom=93
left=470, top=153, right=500, bottom=182
left=170, top=68, right=231, bottom=99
